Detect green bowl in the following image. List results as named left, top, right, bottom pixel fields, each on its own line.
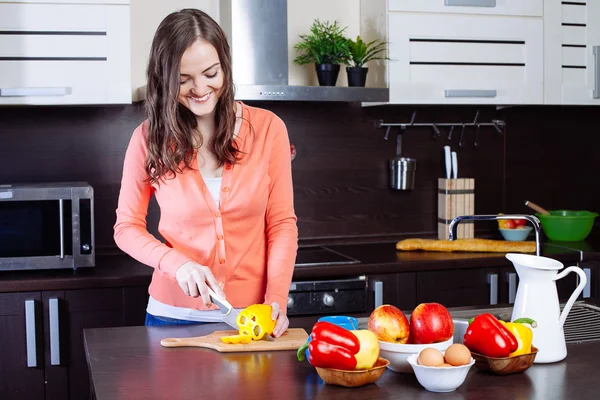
left=536, top=210, right=599, bottom=241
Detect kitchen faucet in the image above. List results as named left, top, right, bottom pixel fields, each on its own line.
left=448, top=214, right=543, bottom=256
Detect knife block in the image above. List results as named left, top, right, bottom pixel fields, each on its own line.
left=438, top=178, right=475, bottom=240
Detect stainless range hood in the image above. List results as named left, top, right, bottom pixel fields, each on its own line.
left=220, top=0, right=389, bottom=102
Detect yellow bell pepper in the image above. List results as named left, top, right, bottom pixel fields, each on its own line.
left=499, top=318, right=537, bottom=357
left=235, top=304, right=276, bottom=341
left=220, top=334, right=252, bottom=344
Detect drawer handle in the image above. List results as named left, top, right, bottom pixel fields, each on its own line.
left=593, top=46, right=600, bottom=99
left=508, top=272, right=517, bottom=304
left=583, top=268, right=591, bottom=298
left=0, top=87, right=72, bottom=97
left=49, top=298, right=61, bottom=366
left=25, top=300, right=37, bottom=368
left=445, top=0, right=496, bottom=7
left=488, top=273, right=498, bottom=305
left=373, top=280, right=383, bottom=309
left=445, top=89, right=497, bottom=98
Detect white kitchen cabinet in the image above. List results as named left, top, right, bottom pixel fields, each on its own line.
left=388, top=0, right=543, bottom=17
left=0, top=0, right=131, bottom=105
left=544, top=0, right=600, bottom=105
left=387, top=12, right=543, bottom=104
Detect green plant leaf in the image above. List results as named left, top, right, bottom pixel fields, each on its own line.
left=293, top=19, right=351, bottom=65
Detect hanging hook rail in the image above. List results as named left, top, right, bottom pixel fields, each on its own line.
left=376, top=110, right=506, bottom=135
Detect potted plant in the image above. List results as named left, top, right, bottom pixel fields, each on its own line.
left=293, top=19, right=351, bottom=86
left=346, top=36, right=390, bottom=87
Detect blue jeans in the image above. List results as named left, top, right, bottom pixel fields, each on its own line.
left=145, top=313, right=207, bottom=326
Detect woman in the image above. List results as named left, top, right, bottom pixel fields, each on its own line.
left=114, top=9, right=298, bottom=337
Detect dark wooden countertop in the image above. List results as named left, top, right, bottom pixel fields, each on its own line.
left=0, top=241, right=587, bottom=293
left=84, top=321, right=600, bottom=400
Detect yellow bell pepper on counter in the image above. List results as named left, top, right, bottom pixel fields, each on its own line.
left=499, top=318, right=537, bottom=357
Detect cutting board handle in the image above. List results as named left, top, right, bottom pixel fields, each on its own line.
left=160, top=337, right=192, bottom=347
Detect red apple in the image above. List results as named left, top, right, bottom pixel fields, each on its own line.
left=409, top=303, right=454, bottom=344
left=504, top=220, right=516, bottom=229
left=514, top=219, right=527, bottom=227
left=368, top=304, right=410, bottom=344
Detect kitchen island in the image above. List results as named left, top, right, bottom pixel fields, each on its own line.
left=84, top=320, right=600, bottom=400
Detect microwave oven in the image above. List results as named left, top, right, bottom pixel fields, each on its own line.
left=0, top=182, right=95, bottom=271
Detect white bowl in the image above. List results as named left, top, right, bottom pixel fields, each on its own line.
left=379, top=336, right=453, bottom=373
left=407, top=353, right=474, bottom=392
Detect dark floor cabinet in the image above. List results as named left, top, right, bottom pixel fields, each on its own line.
left=0, top=287, right=147, bottom=400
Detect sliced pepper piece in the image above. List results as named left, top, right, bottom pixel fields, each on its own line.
left=500, top=318, right=537, bottom=357
left=220, top=334, right=252, bottom=344
left=297, top=321, right=360, bottom=370
left=463, top=313, right=518, bottom=358
left=236, top=304, right=276, bottom=341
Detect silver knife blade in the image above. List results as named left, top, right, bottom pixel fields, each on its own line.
left=208, top=288, right=240, bottom=330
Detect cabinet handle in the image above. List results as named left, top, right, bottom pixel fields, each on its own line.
left=59, top=199, right=65, bottom=259
left=445, top=89, right=497, bottom=98
left=0, top=87, right=72, bottom=97
left=488, top=273, right=498, bottom=305
left=25, top=300, right=37, bottom=368
left=445, top=0, right=496, bottom=7
left=49, top=298, right=61, bottom=366
left=583, top=268, right=592, bottom=298
left=593, top=46, right=600, bottom=99
left=373, top=280, right=383, bottom=309
left=508, top=273, right=517, bottom=304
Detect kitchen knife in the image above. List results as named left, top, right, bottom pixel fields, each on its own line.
left=444, top=146, right=452, bottom=179
left=208, top=288, right=275, bottom=342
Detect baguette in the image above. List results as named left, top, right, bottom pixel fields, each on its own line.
left=396, top=238, right=536, bottom=253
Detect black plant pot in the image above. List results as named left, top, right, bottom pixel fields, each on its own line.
left=315, top=63, right=340, bottom=86
left=346, top=67, right=368, bottom=87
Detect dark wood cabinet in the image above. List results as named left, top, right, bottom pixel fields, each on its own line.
left=0, top=292, right=45, bottom=400
left=416, top=268, right=501, bottom=308
left=0, top=287, right=147, bottom=400
left=367, top=273, right=416, bottom=311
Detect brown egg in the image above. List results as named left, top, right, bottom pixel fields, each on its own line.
left=417, top=348, right=445, bottom=367
left=440, top=363, right=454, bottom=368
left=444, top=344, right=472, bottom=366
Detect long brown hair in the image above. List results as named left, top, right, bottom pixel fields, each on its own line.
left=145, top=9, right=239, bottom=184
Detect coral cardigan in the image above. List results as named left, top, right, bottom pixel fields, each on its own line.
left=114, top=102, right=298, bottom=312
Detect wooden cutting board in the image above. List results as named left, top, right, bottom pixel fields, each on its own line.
left=160, top=328, right=308, bottom=352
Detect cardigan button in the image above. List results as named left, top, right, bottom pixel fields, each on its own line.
left=219, top=258, right=225, bottom=264
left=217, top=234, right=223, bottom=240
left=222, top=187, right=229, bottom=192
left=214, top=211, right=221, bottom=218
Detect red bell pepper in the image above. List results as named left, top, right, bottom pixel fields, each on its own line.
left=463, top=313, right=519, bottom=358
left=296, top=321, right=360, bottom=370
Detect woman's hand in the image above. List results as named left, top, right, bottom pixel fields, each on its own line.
left=269, top=302, right=289, bottom=338
left=175, top=261, right=225, bottom=307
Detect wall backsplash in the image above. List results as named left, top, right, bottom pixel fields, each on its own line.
left=0, top=102, right=597, bottom=252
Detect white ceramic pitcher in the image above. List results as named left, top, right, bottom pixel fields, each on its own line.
left=506, top=253, right=587, bottom=363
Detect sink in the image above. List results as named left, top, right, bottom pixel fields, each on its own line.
left=358, top=301, right=600, bottom=344
left=448, top=301, right=600, bottom=344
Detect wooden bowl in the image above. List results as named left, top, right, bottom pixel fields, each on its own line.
left=471, top=347, right=538, bottom=375
left=315, top=357, right=390, bottom=388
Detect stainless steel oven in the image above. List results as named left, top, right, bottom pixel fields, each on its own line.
left=0, top=182, right=94, bottom=271
left=287, top=246, right=367, bottom=316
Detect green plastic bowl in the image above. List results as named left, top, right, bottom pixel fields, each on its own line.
left=536, top=210, right=599, bottom=241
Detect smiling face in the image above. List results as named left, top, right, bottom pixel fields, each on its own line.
left=178, top=39, right=224, bottom=119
